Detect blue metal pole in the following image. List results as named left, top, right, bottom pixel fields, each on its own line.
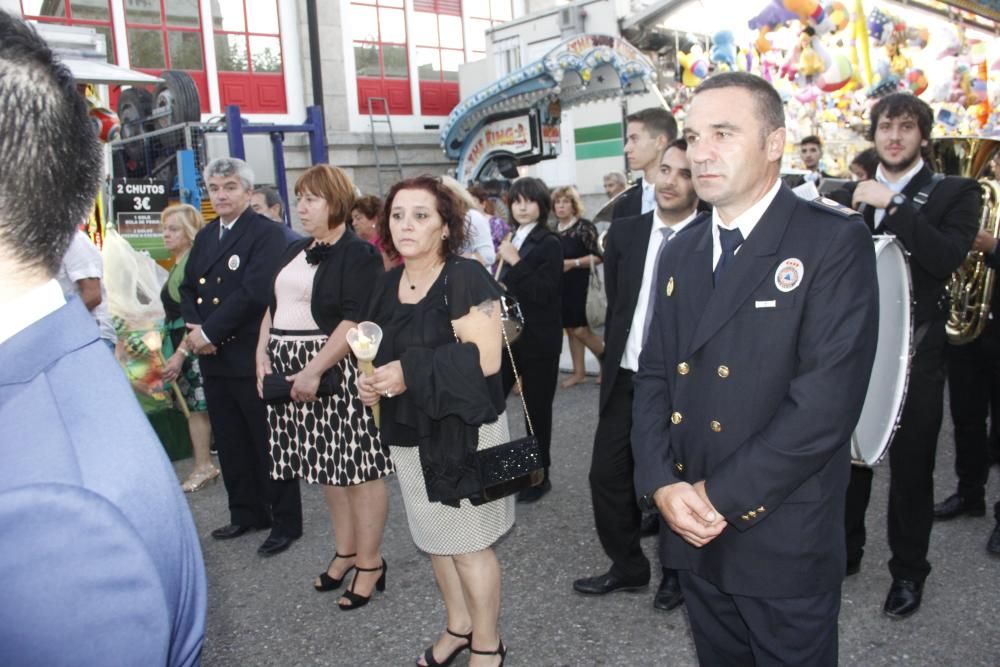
left=305, top=105, right=328, bottom=165
left=176, top=149, right=201, bottom=211
left=270, top=131, right=291, bottom=228
left=225, top=105, right=246, bottom=159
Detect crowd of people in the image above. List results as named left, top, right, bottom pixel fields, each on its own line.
left=4, top=9, right=1000, bottom=666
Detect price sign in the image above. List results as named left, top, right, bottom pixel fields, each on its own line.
left=112, top=178, right=170, bottom=260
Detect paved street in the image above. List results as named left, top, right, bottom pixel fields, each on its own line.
left=178, top=374, right=1000, bottom=666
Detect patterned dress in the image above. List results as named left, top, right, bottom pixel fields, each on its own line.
left=267, top=249, right=391, bottom=486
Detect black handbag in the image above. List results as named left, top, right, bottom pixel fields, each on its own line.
left=261, top=367, right=341, bottom=404
left=467, top=316, right=544, bottom=505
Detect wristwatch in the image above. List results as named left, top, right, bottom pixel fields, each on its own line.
left=639, top=491, right=658, bottom=513
left=889, top=193, right=907, bottom=209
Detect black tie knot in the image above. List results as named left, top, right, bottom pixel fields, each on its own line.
left=719, top=226, right=744, bottom=253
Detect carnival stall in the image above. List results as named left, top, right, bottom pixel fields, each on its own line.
left=440, top=34, right=658, bottom=184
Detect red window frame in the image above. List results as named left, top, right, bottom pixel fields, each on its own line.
left=412, top=0, right=464, bottom=116
left=21, top=0, right=117, bottom=63
left=212, top=0, right=287, bottom=114
left=352, top=0, right=412, bottom=116
left=122, top=0, right=210, bottom=113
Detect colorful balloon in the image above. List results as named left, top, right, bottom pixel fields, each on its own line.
left=905, top=69, right=928, bottom=96
left=818, top=53, right=854, bottom=92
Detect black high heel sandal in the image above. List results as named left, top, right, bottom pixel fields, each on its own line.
left=313, top=552, right=356, bottom=592
left=470, top=640, right=506, bottom=666
left=417, top=628, right=472, bottom=666
left=337, top=559, right=387, bottom=610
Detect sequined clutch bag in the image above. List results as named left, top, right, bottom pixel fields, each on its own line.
left=470, top=435, right=545, bottom=505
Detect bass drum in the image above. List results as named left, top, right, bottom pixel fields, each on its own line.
left=852, top=235, right=914, bottom=466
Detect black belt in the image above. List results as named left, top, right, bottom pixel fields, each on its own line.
left=269, top=327, right=324, bottom=336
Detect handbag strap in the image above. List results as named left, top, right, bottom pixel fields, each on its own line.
left=445, top=272, right=535, bottom=437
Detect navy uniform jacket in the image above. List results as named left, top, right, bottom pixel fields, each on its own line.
left=631, top=185, right=879, bottom=598
left=180, top=207, right=285, bottom=378
left=0, top=298, right=207, bottom=666
left=612, top=180, right=644, bottom=221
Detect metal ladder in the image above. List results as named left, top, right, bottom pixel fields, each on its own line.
left=367, top=97, right=403, bottom=196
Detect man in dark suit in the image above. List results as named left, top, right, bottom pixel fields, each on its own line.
left=181, top=157, right=303, bottom=556
left=251, top=184, right=302, bottom=245
left=832, top=93, right=981, bottom=617
left=783, top=134, right=834, bottom=189
left=632, top=72, right=878, bottom=665
left=936, top=226, right=1000, bottom=556
left=0, top=13, right=205, bottom=665
left=574, top=140, right=705, bottom=612
left=612, top=108, right=678, bottom=221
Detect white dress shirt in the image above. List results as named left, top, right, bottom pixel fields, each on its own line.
left=511, top=222, right=537, bottom=250
left=711, top=178, right=782, bottom=270
left=641, top=179, right=656, bottom=215
left=1, top=280, right=65, bottom=346
left=873, top=158, right=924, bottom=229
left=621, top=209, right=699, bottom=371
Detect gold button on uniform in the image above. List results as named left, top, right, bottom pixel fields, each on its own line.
left=196, top=297, right=203, bottom=304
left=674, top=461, right=684, bottom=472
left=710, top=420, right=722, bottom=433
left=717, top=365, right=730, bottom=378
left=198, top=277, right=206, bottom=284
left=670, top=412, right=683, bottom=425
left=212, top=297, right=220, bottom=305
left=217, top=277, right=222, bottom=284
left=677, top=362, right=690, bottom=375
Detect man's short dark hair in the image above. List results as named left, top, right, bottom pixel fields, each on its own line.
left=255, top=185, right=283, bottom=215
left=800, top=135, right=822, bottom=149
left=507, top=176, right=551, bottom=225
left=667, top=138, right=688, bottom=152
left=866, top=92, right=933, bottom=143
left=625, top=107, right=678, bottom=143
left=0, top=12, right=101, bottom=276
left=851, top=147, right=879, bottom=179
left=694, top=72, right=786, bottom=138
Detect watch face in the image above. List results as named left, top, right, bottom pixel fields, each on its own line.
left=892, top=194, right=906, bottom=206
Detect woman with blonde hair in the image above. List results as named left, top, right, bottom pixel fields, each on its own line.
left=551, top=185, right=603, bottom=388
left=256, top=164, right=392, bottom=610
left=159, top=203, right=220, bottom=492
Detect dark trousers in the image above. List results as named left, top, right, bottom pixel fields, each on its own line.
left=679, top=570, right=840, bottom=667
left=203, top=374, right=302, bottom=537
left=588, top=369, right=650, bottom=581
left=947, top=334, right=1000, bottom=516
left=502, top=347, right=559, bottom=477
left=845, top=324, right=947, bottom=583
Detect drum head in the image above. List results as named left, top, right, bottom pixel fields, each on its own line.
left=852, top=236, right=913, bottom=465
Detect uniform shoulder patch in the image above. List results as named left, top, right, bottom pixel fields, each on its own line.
left=808, top=196, right=859, bottom=219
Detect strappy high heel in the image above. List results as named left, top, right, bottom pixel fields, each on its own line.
left=470, top=640, right=506, bottom=666
left=417, top=628, right=472, bottom=666
left=337, top=559, right=387, bottom=610
left=313, top=552, right=356, bottom=592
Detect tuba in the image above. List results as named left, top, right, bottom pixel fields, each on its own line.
left=931, top=137, right=1000, bottom=345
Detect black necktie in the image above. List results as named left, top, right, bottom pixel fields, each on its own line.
left=714, top=227, right=744, bottom=286
left=641, top=226, right=675, bottom=343
left=220, top=224, right=229, bottom=241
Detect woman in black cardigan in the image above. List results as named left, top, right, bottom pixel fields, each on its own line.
left=496, top=177, right=563, bottom=503
left=255, top=164, right=392, bottom=611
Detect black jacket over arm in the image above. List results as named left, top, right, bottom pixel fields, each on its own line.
left=499, top=224, right=563, bottom=357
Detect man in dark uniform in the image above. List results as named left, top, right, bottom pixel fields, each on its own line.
left=574, top=140, right=706, bottom=612
left=612, top=108, right=678, bottom=221
left=632, top=72, right=878, bottom=665
left=833, top=93, right=981, bottom=618
left=936, top=223, right=1000, bottom=556
left=181, top=157, right=303, bottom=557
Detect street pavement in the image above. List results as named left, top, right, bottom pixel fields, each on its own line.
left=178, top=374, right=1000, bottom=666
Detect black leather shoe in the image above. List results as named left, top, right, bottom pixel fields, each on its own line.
left=516, top=477, right=552, bottom=503
left=639, top=513, right=660, bottom=537
left=257, top=532, right=299, bottom=557
left=211, top=524, right=262, bottom=540
left=573, top=570, right=649, bottom=595
left=933, top=493, right=986, bottom=520
left=653, top=569, right=684, bottom=611
left=883, top=579, right=923, bottom=619
left=988, top=522, right=1000, bottom=556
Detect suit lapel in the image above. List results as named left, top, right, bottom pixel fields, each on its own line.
left=900, top=165, right=933, bottom=199
left=622, top=212, right=654, bottom=312
left=685, top=187, right=797, bottom=357
left=206, top=208, right=252, bottom=268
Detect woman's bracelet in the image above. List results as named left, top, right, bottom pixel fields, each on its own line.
left=177, top=347, right=189, bottom=357
left=575, top=258, right=581, bottom=268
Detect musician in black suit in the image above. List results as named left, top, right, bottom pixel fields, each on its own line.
left=783, top=134, right=834, bottom=189
left=573, top=140, right=705, bottom=612
left=936, top=227, right=1000, bottom=556
left=830, top=93, right=981, bottom=618
left=181, top=157, right=303, bottom=556
left=632, top=73, right=879, bottom=665
left=612, top=108, right=678, bottom=221
left=496, top=177, right=563, bottom=503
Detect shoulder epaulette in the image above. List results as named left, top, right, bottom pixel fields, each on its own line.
left=808, top=196, right=860, bottom=218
